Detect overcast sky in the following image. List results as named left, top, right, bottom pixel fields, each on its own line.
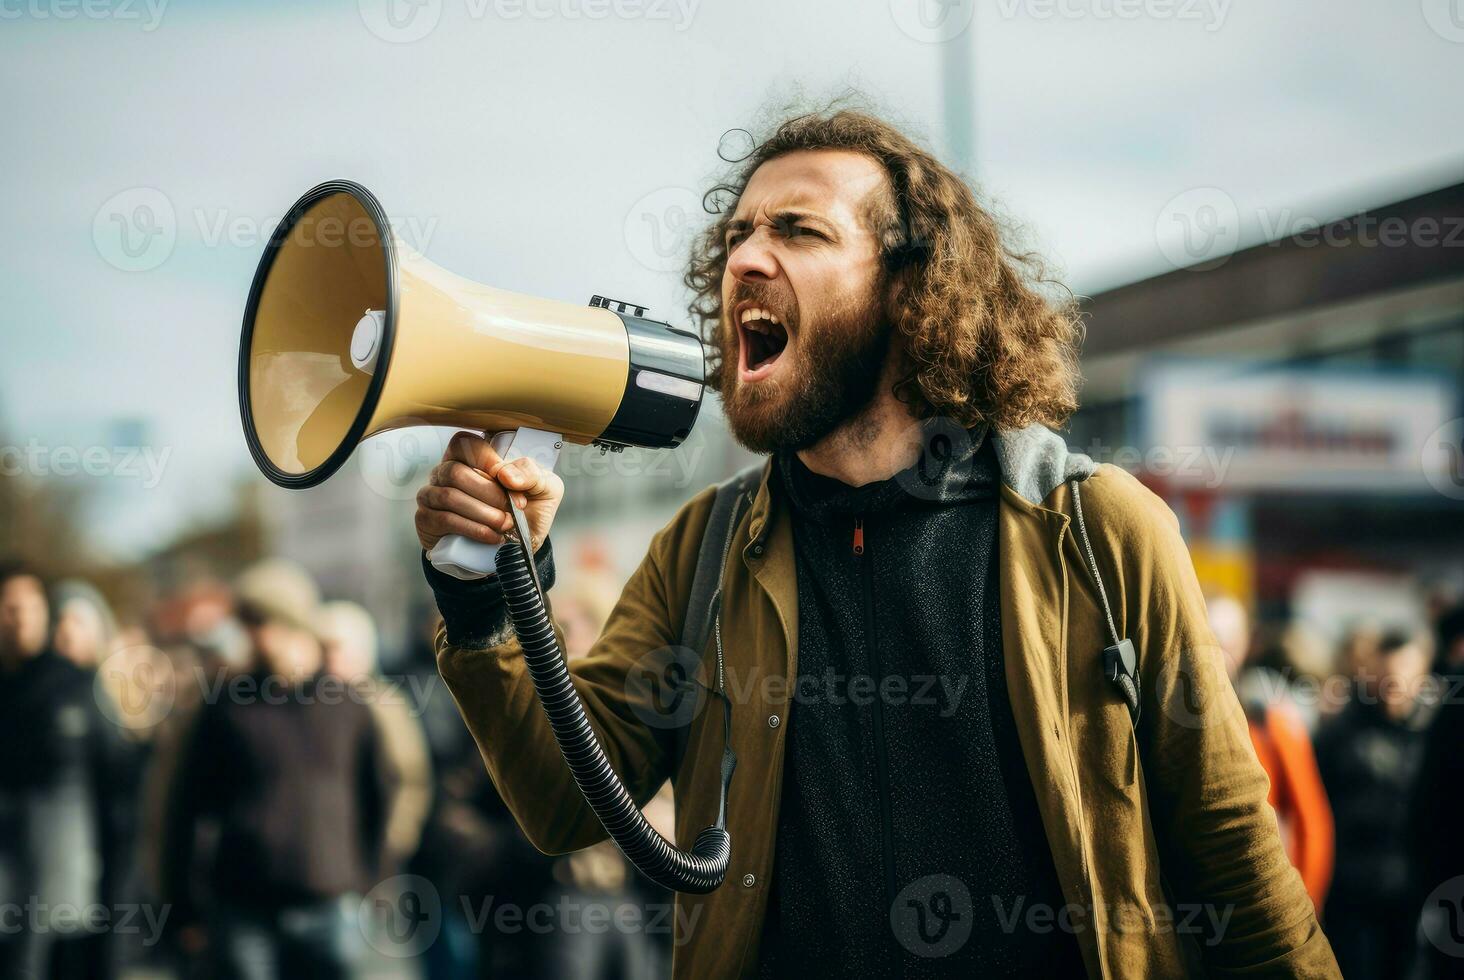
left=3, top=0, right=1462, bottom=559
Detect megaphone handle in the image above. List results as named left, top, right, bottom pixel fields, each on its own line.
left=427, top=427, right=563, bottom=580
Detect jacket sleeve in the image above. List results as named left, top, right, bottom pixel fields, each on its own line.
left=431, top=488, right=715, bottom=856
left=1091, top=467, right=1340, bottom=976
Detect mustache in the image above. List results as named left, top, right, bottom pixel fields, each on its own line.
left=726, top=284, right=798, bottom=327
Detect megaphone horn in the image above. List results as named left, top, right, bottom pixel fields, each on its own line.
left=238, top=180, right=706, bottom=576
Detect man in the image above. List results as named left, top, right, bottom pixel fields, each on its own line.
left=160, top=560, right=387, bottom=980
left=0, top=562, right=127, bottom=980
left=317, top=599, right=432, bottom=875
left=1209, top=595, right=1333, bottom=912
left=417, top=110, right=1339, bottom=976
left=1316, top=632, right=1435, bottom=978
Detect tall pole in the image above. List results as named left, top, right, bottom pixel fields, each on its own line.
left=942, top=12, right=977, bottom=176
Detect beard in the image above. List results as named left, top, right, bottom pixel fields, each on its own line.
left=717, top=281, right=894, bottom=455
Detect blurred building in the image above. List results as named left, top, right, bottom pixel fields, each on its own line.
left=1073, top=180, right=1464, bottom=656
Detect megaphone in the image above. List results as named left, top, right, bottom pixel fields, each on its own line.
left=238, top=179, right=705, bottom=578
left=238, top=180, right=736, bottom=895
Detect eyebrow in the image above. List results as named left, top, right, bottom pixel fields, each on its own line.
left=726, top=209, right=836, bottom=237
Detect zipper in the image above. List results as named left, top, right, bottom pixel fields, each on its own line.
left=854, top=516, right=899, bottom=930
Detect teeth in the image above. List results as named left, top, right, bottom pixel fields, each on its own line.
left=738, top=307, right=782, bottom=329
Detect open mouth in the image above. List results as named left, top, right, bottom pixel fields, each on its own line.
left=736, top=305, right=790, bottom=382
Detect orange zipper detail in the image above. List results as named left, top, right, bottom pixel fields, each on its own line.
left=852, top=518, right=864, bottom=555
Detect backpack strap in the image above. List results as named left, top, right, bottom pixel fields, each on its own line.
left=672, top=463, right=763, bottom=777
left=1069, top=478, right=1141, bottom=725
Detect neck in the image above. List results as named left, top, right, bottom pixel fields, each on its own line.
left=795, top=352, right=921, bottom=486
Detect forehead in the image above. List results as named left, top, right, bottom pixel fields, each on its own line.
left=734, top=149, right=889, bottom=223
left=0, top=576, right=45, bottom=602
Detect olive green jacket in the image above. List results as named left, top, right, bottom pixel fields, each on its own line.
left=436, top=424, right=1340, bottom=978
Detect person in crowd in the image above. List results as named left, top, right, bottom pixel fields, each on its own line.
left=1316, top=631, right=1436, bottom=978
left=318, top=599, right=433, bottom=875
left=0, top=562, right=129, bottom=980
left=1209, top=595, right=1333, bottom=912
left=51, top=579, right=118, bottom=670
left=1409, top=604, right=1464, bottom=979
left=159, top=559, right=388, bottom=980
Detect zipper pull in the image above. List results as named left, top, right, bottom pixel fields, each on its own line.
left=852, top=518, right=864, bottom=555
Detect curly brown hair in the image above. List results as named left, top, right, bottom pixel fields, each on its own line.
left=684, top=109, right=1084, bottom=431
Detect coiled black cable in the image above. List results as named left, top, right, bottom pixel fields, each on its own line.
left=494, top=535, right=736, bottom=894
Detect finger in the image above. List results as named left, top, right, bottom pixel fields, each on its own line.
left=492, top=456, right=551, bottom=501
left=446, top=430, right=504, bottom=475
left=417, top=507, right=507, bottom=547
left=417, top=485, right=514, bottom=533
left=430, top=460, right=511, bottom=509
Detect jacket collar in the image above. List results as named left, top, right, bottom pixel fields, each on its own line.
left=744, top=422, right=1096, bottom=538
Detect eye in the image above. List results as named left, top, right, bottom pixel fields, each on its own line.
left=791, top=225, right=827, bottom=240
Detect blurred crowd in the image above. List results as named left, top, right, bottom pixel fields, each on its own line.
left=1208, top=588, right=1464, bottom=980
left=0, top=556, right=673, bottom=980
left=3, top=549, right=1464, bottom=979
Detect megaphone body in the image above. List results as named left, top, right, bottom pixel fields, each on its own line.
left=239, top=180, right=705, bottom=577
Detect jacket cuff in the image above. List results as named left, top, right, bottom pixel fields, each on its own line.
left=421, top=538, right=556, bottom=648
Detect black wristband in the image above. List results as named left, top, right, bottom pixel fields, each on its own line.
left=422, top=538, right=556, bottom=647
